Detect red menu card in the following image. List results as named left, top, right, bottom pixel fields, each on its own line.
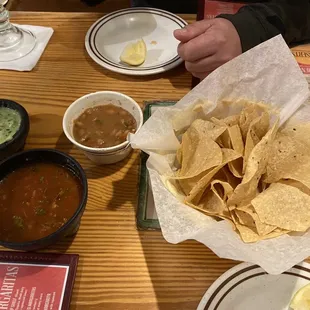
left=0, top=251, right=79, bottom=310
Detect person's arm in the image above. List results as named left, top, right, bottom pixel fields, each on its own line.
left=218, top=1, right=310, bottom=52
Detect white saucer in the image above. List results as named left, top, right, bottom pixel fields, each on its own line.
left=197, top=262, right=310, bottom=310
left=0, top=0, right=9, bottom=5
left=85, top=8, right=187, bottom=76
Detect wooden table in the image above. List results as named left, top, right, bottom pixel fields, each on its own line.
left=1, top=12, right=238, bottom=310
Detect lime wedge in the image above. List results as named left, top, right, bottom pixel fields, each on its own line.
left=290, top=283, right=310, bottom=309
left=120, top=39, right=147, bottom=66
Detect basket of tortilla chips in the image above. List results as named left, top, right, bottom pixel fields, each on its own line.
left=131, top=35, right=310, bottom=274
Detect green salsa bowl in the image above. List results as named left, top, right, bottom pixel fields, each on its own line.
left=0, top=99, right=30, bottom=162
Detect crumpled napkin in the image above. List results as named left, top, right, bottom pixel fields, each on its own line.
left=0, top=24, right=54, bottom=71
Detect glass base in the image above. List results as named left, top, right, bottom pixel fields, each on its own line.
left=0, top=28, right=36, bottom=62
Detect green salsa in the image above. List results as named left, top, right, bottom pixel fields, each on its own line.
left=0, top=107, right=21, bottom=144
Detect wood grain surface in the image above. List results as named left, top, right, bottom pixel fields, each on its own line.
left=1, top=12, right=239, bottom=310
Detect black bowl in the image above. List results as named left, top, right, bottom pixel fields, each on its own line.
left=0, top=99, right=30, bottom=162
left=0, top=149, right=88, bottom=251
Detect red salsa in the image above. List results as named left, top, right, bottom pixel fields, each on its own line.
left=73, top=104, right=137, bottom=148
left=0, top=162, right=82, bottom=243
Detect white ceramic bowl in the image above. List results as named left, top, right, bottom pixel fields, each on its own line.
left=63, top=91, right=143, bottom=165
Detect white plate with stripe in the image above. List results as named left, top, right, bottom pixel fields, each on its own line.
left=85, top=8, right=187, bottom=76
left=197, top=262, right=310, bottom=310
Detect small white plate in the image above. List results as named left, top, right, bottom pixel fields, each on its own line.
left=0, top=0, right=9, bottom=5
left=197, top=262, right=310, bottom=310
left=85, top=8, right=187, bottom=76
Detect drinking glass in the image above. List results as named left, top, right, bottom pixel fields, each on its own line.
left=0, top=4, right=36, bottom=62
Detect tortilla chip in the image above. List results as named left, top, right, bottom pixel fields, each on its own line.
left=211, top=117, right=242, bottom=150
left=232, top=207, right=287, bottom=243
left=265, top=229, right=290, bottom=239
left=211, top=180, right=234, bottom=201
left=191, top=119, right=227, bottom=141
left=169, top=100, right=305, bottom=243
left=209, top=99, right=259, bottom=124
left=211, top=115, right=240, bottom=127
left=239, top=104, right=261, bottom=139
left=235, top=222, right=288, bottom=243
left=250, top=112, right=270, bottom=141
left=196, top=188, right=230, bottom=218
left=258, top=179, right=268, bottom=193
left=217, top=131, right=230, bottom=149
left=243, top=112, right=270, bottom=173
left=234, top=208, right=256, bottom=228
left=228, top=120, right=279, bottom=206
left=228, top=158, right=243, bottom=178
left=278, top=179, right=310, bottom=196
left=243, top=134, right=256, bottom=173
left=212, top=120, right=245, bottom=179
left=236, top=205, right=276, bottom=236
left=264, top=130, right=310, bottom=189
left=229, top=208, right=260, bottom=242
left=176, top=146, right=182, bottom=167
left=228, top=125, right=244, bottom=154
left=213, top=118, right=245, bottom=177
left=252, top=183, right=310, bottom=232
left=222, top=115, right=240, bottom=127
left=222, top=166, right=241, bottom=189
left=177, top=170, right=211, bottom=195
left=186, top=148, right=242, bottom=204
left=171, top=98, right=209, bottom=133
left=164, top=177, right=187, bottom=201
left=178, top=123, right=222, bottom=178
left=187, top=180, right=233, bottom=220
left=225, top=124, right=245, bottom=179
left=211, top=117, right=232, bottom=149
left=280, top=161, right=310, bottom=190
left=281, top=123, right=310, bottom=148
left=235, top=222, right=262, bottom=243
left=178, top=167, right=230, bottom=196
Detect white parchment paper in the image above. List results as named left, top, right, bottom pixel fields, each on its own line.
left=131, top=35, right=310, bottom=275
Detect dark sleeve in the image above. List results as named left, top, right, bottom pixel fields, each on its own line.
left=217, top=1, right=310, bottom=52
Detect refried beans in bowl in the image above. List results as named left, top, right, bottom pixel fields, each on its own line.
left=63, top=91, right=143, bottom=165
left=73, top=104, right=137, bottom=148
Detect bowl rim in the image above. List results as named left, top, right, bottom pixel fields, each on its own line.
left=0, top=148, right=88, bottom=248
left=62, top=91, right=143, bottom=153
left=0, top=99, right=30, bottom=151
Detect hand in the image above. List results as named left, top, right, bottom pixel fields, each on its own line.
left=174, top=18, right=242, bottom=79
